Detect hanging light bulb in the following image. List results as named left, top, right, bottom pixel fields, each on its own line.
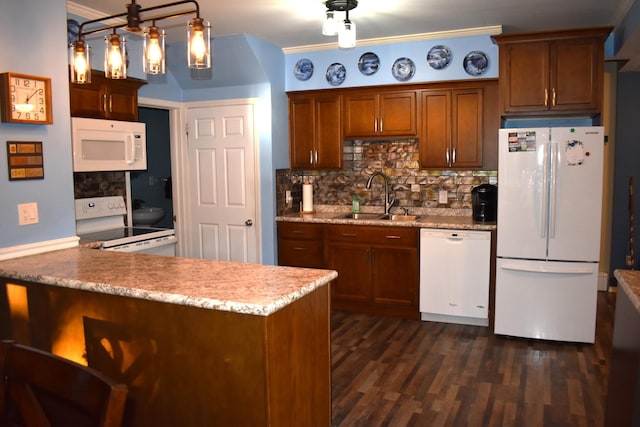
left=338, top=18, right=356, bottom=49
left=188, top=17, right=211, bottom=69
left=70, top=39, right=91, bottom=84
left=322, top=10, right=338, bottom=36
left=143, top=24, right=166, bottom=74
left=105, top=31, right=127, bottom=79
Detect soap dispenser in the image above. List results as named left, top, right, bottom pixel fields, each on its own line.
left=352, top=194, right=360, bottom=214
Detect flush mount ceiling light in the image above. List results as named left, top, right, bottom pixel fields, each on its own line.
left=69, top=0, right=211, bottom=84
left=322, top=0, right=358, bottom=49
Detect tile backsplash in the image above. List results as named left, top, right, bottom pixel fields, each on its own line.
left=276, top=139, right=497, bottom=215
left=73, top=172, right=127, bottom=200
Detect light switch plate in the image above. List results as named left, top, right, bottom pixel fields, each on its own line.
left=439, top=190, right=448, bottom=204
left=18, top=202, right=38, bottom=225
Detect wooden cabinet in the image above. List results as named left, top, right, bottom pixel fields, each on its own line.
left=343, top=89, right=417, bottom=138
left=420, top=88, right=483, bottom=169
left=326, top=224, right=419, bottom=318
left=288, top=92, right=342, bottom=169
left=70, top=70, right=146, bottom=121
left=492, top=27, right=611, bottom=118
left=277, top=222, right=325, bottom=268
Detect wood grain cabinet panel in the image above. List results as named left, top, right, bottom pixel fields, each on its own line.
left=420, top=88, right=483, bottom=169
left=277, top=222, right=325, bottom=268
left=288, top=92, right=342, bottom=169
left=492, top=27, right=611, bottom=118
left=344, top=89, right=417, bottom=138
left=69, top=69, right=146, bottom=121
left=326, top=224, right=419, bottom=319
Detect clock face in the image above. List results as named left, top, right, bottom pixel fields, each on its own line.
left=0, top=72, right=53, bottom=124
left=10, top=76, right=48, bottom=122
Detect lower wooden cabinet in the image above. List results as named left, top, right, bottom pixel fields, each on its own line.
left=325, top=225, right=419, bottom=319
left=277, top=221, right=419, bottom=318
left=277, top=222, right=324, bottom=269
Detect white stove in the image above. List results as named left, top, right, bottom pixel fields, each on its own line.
left=75, top=196, right=176, bottom=256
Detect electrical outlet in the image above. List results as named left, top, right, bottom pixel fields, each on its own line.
left=18, top=202, right=38, bottom=225
left=439, top=189, right=448, bottom=204
left=285, top=190, right=293, bottom=208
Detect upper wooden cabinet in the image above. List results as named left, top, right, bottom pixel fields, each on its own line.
left=288, top=92, right=342, bottom=169
left=343, top=89, right=417, bottom=138
left=70, top=70, right=146, bottom=121
left=492, top=27, right=612, bottom=118
left=420, top=88, right=483, bottom=169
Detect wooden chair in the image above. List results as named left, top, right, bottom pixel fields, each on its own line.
left=0, top=340, right=128, bottom=427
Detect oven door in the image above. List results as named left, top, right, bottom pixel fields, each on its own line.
left=103, top=235, right=177, bottom=256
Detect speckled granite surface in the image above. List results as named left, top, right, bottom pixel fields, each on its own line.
left=275, top=207, right=496, bottom=231
left=614, top=269, right=640, bottom=313
left=0, top=247, right=337, bottom=316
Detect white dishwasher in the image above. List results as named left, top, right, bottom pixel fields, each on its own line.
left=419, top=228, right=491, bottom=326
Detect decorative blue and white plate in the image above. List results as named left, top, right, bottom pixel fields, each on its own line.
left=294, top=58, right=314, bottom=81
left=358, top=52, right=380, bottom=76
left=392, top=57, right=415, bottom=82
left=427, top=45, right=451, bottom=70
left=326, top=63, right=346, bottom=86
left=463, top=51, right=489, bottom=76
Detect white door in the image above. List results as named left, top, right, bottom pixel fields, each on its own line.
left=497, top=128, right=550, bottom=259
left=547, top=127, right=604, bottom=262
left=186, top=103, right=258, bottom=263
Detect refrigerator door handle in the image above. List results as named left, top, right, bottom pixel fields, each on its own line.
left=500, top=263, right=595, bottom=275
left=541, top=141, right=550, bottom=238
left=549, top=142, right=558, bottom=238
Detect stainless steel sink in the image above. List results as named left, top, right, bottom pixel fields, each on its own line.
left=338, top=213, right=383, bottom=220
left=380, top=214, right=420, bottom=221
left=337, top=213, right=420, bottom=221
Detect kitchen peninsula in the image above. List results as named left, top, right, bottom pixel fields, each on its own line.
left=0, top=247, right=336, bottom=426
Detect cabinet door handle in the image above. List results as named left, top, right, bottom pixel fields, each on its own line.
left=379, top=118, right=383, bottom=133
left=385, top=235, right=401, bottom=239
left=340, top=233, right=358, bottom=238
left=452, top=148, right=456, bottom=164
left=374, top=118, right=378, bottom=133
left=309, top=150, right=313, bottom=165
left=315, top=150, right=318, bottom=165
left=445, top=148, right=450, bottom=165
left=109, top=95, right=113, bottom=113
left=551, top=88, right=556, bottom=106
left=293, top=247, right=307, bottom=251
left=544, top=88, right=548, bottom=107
left=103, top=94, right=107, bottom=113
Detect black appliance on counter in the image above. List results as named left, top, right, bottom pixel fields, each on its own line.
left=472, top=184, right=497, bottom=222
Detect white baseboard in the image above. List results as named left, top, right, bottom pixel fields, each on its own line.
left=0, top=237, right=79, bottom=261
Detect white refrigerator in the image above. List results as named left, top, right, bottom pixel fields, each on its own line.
left=495, top=127, right=604, bottom=343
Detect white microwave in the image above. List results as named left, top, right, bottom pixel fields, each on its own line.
left=71, top=117, right=147, bottom=172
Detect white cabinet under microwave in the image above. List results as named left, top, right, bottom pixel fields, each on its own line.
left=71, top=117, right=147, bottom=172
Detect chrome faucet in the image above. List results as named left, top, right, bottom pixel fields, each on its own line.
left=366, top=172, right=395, bottom=215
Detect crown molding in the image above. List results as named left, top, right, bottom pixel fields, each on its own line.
left=282, top=25, right=503, bottom=54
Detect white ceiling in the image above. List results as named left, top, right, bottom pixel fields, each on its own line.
left=68, top=0, right=636, bottom=61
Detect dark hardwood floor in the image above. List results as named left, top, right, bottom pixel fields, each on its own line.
left=330, top=291, right=615, bottom=427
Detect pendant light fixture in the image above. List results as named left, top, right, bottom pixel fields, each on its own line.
left=143, top=22, right=166, bottom=75
left=70, top=0, right=211, bottom=84
left=322, top=0, right=358, bottom=49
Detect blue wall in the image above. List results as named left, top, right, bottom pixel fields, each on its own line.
left=611, top=72, right=640, bottom=274
left=0, top=0, right=77, bottom=253
left=285, top=34, right=498, bottom=91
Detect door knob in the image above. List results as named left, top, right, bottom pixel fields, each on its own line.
left=245, top=219, right=253, bottom=227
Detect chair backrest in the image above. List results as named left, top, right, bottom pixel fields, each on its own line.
left=0, top=340, right=128, bottom=427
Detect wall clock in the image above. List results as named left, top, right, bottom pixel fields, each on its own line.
left=0, top=72, right=53, bottom=124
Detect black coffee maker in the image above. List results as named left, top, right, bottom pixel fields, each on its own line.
left=472, top=184, right=497, bottom=222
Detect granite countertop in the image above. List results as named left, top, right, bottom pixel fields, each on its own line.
left=0, top=247, right=337, bottom=317
left=275, top=206, right=496, bottom=231
left=614, top=269, right=640, bottom=312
